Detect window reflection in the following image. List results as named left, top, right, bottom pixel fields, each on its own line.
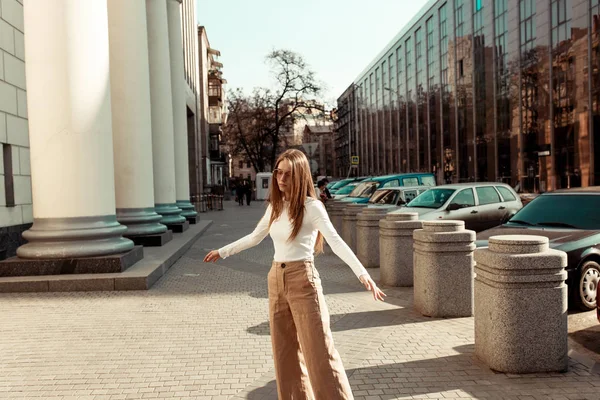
left=341, top=0, right=599, bottom=191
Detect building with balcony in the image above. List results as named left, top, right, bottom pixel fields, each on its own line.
left=197, top=26, right=228, bottom=190
left=338, top=0, right=600, bottom=192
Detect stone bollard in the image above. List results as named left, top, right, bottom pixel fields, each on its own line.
left=328, top=201, right=347, bottom=234
left=379, top=213, right=422, bottom=286
left=413, top=220, right=475, bottom=318
left=356, top=208, right=389, bottom=268
left=474, top=235, right=568, bottom=373
left=341, top=203, right=368, bottom=253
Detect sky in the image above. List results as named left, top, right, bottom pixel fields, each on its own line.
left=196, top=0, right=430, bottom=107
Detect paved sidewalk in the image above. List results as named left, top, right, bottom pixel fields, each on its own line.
left=0, top=201, right=599, bottom=400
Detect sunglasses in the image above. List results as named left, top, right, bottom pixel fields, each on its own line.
left=273, top=169, right=292, bottom=179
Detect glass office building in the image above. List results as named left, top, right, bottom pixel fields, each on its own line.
left=337, top=0, right=600, bottom=192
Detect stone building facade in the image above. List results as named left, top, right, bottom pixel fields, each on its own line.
left=0, top=0, right=206, bottom=260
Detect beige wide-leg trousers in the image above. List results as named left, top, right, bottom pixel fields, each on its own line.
left=268, top=260, right=354, bottom=400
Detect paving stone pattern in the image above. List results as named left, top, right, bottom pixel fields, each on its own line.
left=0, top=202, right=599, bottom=400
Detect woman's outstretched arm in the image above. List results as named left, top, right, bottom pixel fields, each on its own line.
left=307, top=200, right=386, bottom=301
left=204, top=204, right=272, bottom=262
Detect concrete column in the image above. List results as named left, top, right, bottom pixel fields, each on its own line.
left=474, top=235, right=568, bottom=373
left=146, top=0, right=186, bottom=226
left=167, top=0, right=197, bottom=220
left=356, top=208, right=388, bottom=268
left=379, top=213, right=422, bottom=287
left=341, top=204, right=368, bottom=253
left=17, top=0, right=134, bottom=258
left=107, top=0, right=169, bottom=240
left=328, top=201, right=347, bottom=233
left=413, top=220, right=475, bottom=318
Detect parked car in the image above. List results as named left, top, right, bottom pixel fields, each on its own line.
left=329, top=177, right=368, bottom=195
left=340, top=173, right=437, bottom=204
left=367, top=186, right=431, bottom=209
left=332, top=182, right=361, bottom=199
left=391, top=182, right=523, bottom=232
left=476, top=187, right=600, bottom=311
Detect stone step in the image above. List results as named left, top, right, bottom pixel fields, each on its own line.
left=0, top=220, right=212, bottom=293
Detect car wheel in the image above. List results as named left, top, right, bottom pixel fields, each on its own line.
left=574, top=261, right=599, bottom=311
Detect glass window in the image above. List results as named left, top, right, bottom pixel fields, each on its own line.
left=402, top=177, right=419, bottom=186
left=382, top=179, right=400, bottom=188
left=476, top=186, right=502, bottom=205
left=238, top=161, right=243, bottom=168
left=369, top=189, right=398, bottom=205
left=508, top=194, right=600, bottom=230
left=421, top=176, right=436, bottom=186
left=496, top=186, right=516, bottom=202
left=452, top=188, right=476, bottom=208
left=337, top=184, right=358, bottom=195
left=407, top=188, right=456, bottom=209
left=349, top=182, right=379, bottom=198
left=246, top=161, right=251, bottom=168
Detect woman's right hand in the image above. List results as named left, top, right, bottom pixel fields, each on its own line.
left=204, top=250, right=221, bottom=263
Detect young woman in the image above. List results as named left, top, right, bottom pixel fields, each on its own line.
left=204, top=149, right=385, bottom=399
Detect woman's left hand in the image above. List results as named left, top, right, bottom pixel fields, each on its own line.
left=359, top=274, right=386, bottom=301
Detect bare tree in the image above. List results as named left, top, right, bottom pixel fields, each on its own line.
left=222, top=88, right=270, bottom=172
left=222, top=49, right=323, bottom=172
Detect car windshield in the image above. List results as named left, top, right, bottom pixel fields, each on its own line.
left=349, top=182, right=379, bottom=198
left=336, top=184, right=358, bottom=195
left=368, top=189, right=398, bottom=205
left=330, top=179, right=352, bottom=190
left=407, top=188, right=456, bottom=209
left=507, top=194, right=600, bottom=230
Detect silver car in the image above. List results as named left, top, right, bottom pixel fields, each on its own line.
left=390, top=183, right=523, bottom=232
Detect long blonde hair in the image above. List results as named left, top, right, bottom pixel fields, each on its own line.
left=268, top=149, right=324, bottom=254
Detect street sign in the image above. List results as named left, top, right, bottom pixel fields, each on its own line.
left=351, top=155, right=359, bottom=165
left=537, top=150, right=550, bottom=157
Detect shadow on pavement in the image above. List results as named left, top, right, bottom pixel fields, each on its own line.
left=570, top=324, right=600, bottom=356
left=244, top=344, right=598, bottom=400
left=247, top=306, right=461, bottom=336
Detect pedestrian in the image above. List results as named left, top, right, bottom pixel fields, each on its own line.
left=204, top=149, right=385, bottom=399
left=317, top=180, right=328, bottom=203
left=322, top=178, right=332, bottom=199
left=244, top=180, right=252, bottom=206
left=236, top=182, right=244, bottom=206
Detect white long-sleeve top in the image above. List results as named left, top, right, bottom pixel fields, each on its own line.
left=218, top=198, right=369, bottom=279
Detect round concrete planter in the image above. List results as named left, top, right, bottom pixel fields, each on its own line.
left=341, top=204, right=368, bottom=253
left=356, top=208, right=389, bottom=268
left=474, top=235, right=568, bottom=373
left=413, top=220, right=475, bottom=318
left=379, top=213, right=422, bottom=287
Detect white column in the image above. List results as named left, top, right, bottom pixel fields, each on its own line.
left=17, top=0, right=133, bottom=259
left=167, top=0, right=197, bottom=218
left=107, top=0, right=167, bottom=237
left=146, top=0, right=185, bottom=225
